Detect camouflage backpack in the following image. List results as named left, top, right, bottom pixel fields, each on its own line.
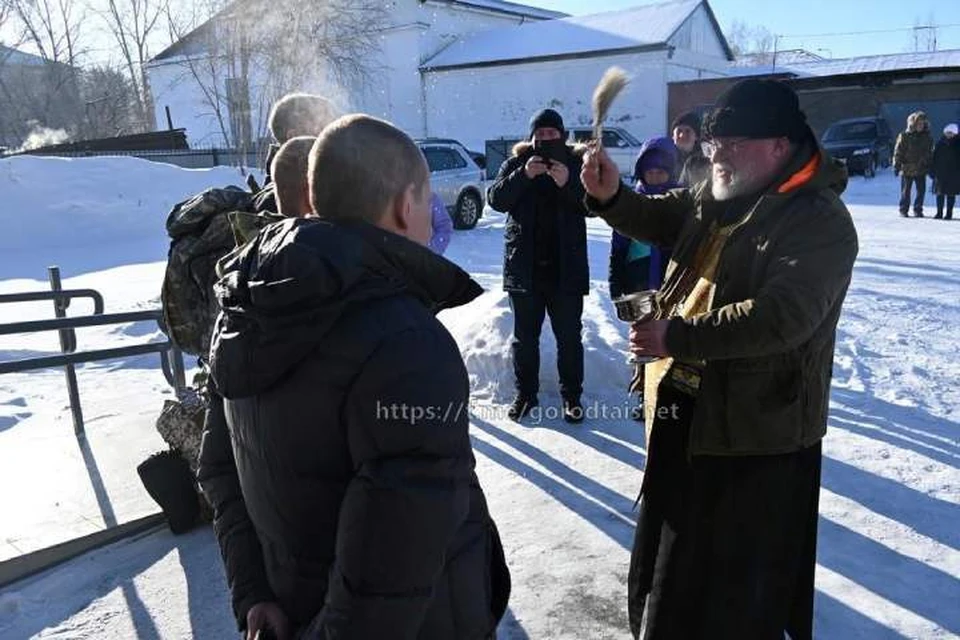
left=160, top=185, right=282, bottom=359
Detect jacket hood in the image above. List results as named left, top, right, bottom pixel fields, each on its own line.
left=209, top=217, right=483, bottom=398
left=634, top=136, right=680, bottom=182
left=763, top=126, right=848, bottom=198
left=637, top=136, right=677, bottom=160
left=779, top=129, right=848, bottom=197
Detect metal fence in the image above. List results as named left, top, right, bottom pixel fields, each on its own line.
left=0, top=266, right=187, bottom=436
left=6, top=147, right=264, bottom=171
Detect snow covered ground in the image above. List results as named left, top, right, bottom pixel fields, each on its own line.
left=0, top=155, right=957, bottom=639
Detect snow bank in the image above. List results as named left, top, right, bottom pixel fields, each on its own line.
left=0, top=155, right=251, bottom=279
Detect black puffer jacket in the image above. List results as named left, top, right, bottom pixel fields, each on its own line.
left=198, top=217, right=510, bottom=638
left=487, top=141, right=591, bottom=295
left=932, top=135, right=960, bottom=195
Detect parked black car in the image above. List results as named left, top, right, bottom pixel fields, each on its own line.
left=821, top=116, right=893, bottom=178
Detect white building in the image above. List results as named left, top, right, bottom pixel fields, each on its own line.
left=146, top=0, right=733, bottom=151
left=421, top=0, right=733, bottom=149
left=145, top=0, right=563, bottom=147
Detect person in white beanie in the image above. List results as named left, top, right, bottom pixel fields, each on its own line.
left=932, top=123, right=960, bottom=220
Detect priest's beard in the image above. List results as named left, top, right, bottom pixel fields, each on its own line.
left=711, top=160, right=776, bottom=201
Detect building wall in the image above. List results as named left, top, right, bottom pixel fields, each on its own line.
left=423, top=51, right=673, bottom=151
left=147, top=0, right=543, bottom=146
left=793, top=76, right=960, bottom=137
left=668, top=73, right=960, bottom=141
left=669, top=4, right=728, bottom=60
left=422, top=42, right=731, bottom=152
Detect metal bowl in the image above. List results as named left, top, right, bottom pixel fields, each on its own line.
left=613, top=290, right=659, bottom=323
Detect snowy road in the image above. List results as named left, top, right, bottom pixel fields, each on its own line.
left=0, top=157, right=957, bottom=638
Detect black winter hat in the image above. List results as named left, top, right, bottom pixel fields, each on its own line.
left=703, top=79, right=808, bottom=142
left=670, top=111, right=701, bottom=137
left=529, top=108, right=565, bottom=138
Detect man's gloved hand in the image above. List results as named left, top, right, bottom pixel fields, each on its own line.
left=247, top=602, right=290, bottom=640
left=548, top=161, right=570, bottom=188
left=524, top=155, right=549, bottom=179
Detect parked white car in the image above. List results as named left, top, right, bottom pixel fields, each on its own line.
left=567, top=126, right=644, bottom=178
left=416, top=138, right=486, bottom=229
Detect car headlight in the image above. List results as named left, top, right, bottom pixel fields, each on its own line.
left=852, top=148, right=872, bottom=156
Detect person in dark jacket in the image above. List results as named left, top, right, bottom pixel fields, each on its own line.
left=612, top=136, right=681, bottom=299
left=253, top=93, right=337, bottom=213
left=671, top=111, right=711, bottom=188
left=931, top=123, right=960, bottom=220
left=269, top=135, right=315, bottom=217
left=582, top=79, right=858, bottom=640
left=487, top=108, right=590, bottom=423
left=894, top=110, right=934, bottom=217
left=198, top=115, right=510, bottom=640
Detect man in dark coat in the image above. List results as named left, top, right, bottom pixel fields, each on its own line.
left=487, top=108, right=590, bottom=423
left=894, top=110, right=934, bottom=217
left=582, top=79, right=858, bottom=639
left=671, top=111, right=711, bottom=188
left=253, top=93, right=337, bottom=213
left=931, top=122, right=960, bottom=220
left=198, top=115, right=510, bottom=640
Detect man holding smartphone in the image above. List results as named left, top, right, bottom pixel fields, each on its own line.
left=488, top=108, right=591, bottom=423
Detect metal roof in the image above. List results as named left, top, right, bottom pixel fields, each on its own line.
left=0, top=45, right=48, bottom=67
left=716, top=49, right=960, bottom=81
left=787, top=49, right=960, bottom=76
left=421, top=0, right=710, bottom=70
left=150, top=0, right=564, bottom=63
left=434, top=0, right=566, bottom=20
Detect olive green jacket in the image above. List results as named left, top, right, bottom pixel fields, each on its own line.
left=589, top=140, right=858, bottom=455
left=894, top=130, right=933, bottom=177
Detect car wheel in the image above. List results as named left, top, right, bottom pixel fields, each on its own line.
left=454, top=191, right=482, bottom=230
left=864, top=156, right=876, bottom=178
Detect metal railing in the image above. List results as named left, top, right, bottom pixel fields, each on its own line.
left=10, top=147, right=264, bottom=171
left=0, top=266, right=187, bottom=435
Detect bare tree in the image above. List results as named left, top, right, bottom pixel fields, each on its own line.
left=163, top=0, right=243, bottom=148
left=726, top=19, right=776, bottom=60
left=97, top=0, right=168, bottom=131
left=81, top=63, right=141, bottom=137
left=163, top=0, right=387, bottom=151
left=8, top=0, right=84, bottom=65
left=2, top=0, right=86, bottom=144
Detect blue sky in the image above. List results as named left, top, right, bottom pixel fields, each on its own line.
left=523, top=0, right=960, bottom=58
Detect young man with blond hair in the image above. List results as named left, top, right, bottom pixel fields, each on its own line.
left=199, top=114, right=509, bottom=640
left=268, top=135, right=315, bottom=217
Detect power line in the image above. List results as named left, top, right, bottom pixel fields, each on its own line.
left=778, top=23, right=960, bottom=40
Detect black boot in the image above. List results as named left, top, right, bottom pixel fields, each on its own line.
left=563, top=397, right=584, bottom=424
left=508, top=394, right=538, bottom=421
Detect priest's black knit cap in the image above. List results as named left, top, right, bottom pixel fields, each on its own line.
left=529, top=108, right=565, bottom=138
left=703, top=79, right=808, bottom=142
